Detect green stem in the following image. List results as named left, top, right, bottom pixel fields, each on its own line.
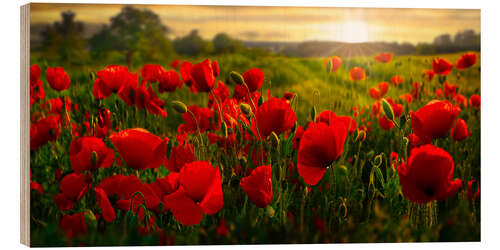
left=187, top=109, right=205, bottom=148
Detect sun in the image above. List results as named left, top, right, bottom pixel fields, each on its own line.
left=337, top=20, right=370, bottom=43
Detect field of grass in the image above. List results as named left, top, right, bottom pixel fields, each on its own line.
left=29, top=52, right=480, bottom=246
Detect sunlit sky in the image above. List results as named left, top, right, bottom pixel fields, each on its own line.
left=30, top=3, right=480, bottom=44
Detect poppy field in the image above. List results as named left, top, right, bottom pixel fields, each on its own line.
left=28, top=51, right=480, bottom=246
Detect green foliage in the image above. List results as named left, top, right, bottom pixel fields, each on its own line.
left=37, top=11, right=89, bottom=66
left=173, top=30, right=213, bottom=56
left=29, top=52, right=480, bottom=245
left=213, top=33, right=244, bottom=54
left=89, top=6, right=176, bottom=68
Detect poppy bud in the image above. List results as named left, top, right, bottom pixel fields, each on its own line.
left=266, top=205, right=275, bottom=218
left=240, top=103, right=252, bottom=116
left=258, top=95, right=264, bottom=106
left=270, top=131, right=280, bottom=147
left=367, top=150, right=375, bottom=159
left=171, top=100, right=188, bottom=114
left=381, top=98, right=394, bottom=122
left=230, top=71, right=245, bottom=85
left=373, top=154, right=383, bottom=167
left=84, top=209, right=97, bottom=231
left=337, top=165, right=348, bottom=177
left=403, top=137, right=409, bottom=147
left=326, top=59, right=332, bottom=73
left=239, top=156, right=247, bottom=166
left=310, top=106, right=316, bottom=121
left=91, top=151, right=98, bottom=167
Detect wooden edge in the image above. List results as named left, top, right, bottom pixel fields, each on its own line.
left=20, top=3, right=30, bottom=247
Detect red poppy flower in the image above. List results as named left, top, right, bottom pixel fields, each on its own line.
left=378, top=115, right=394, bottom=130
left=180, top=61, right=194, bottom=83
left=391, top=75, right=403, bottom=86
left=369, top=87, right=380, bottom=100
left=42, top=97, right=72, bottom=115
left=69, top=136, right=115, bottom=173
left=400, top=93, right=413, bottom=103
left=450, top=118, right=471, bottom=141
left=398, top=144, right=462, bottom=204
left=59, top=212, right=87, bottom=238
left=134, top=81, right=150, bottom=110
left=456, top=53, right=477, bottom=70
left=30, top=64, right=41, bottom=83
left=141, top=64, right=166, bottom=83
left=424, top=69, right=435, bottom=81
left=163, top=161, right=223, bottom=226
left=30, top=181, right=44, bottom=195
left=325, top=56, right=342, bottom=72
left=432, top=58, right=453, bottom=76
left=93, top=65, right=138, bottom=99
left=128, top=81, right=167, bottom=117
left=208, top=81, right=229, bottom=108
left=240, top=164, right=273, bottom=208
left=216, top=218, right=229, bottom=236
left=254, top=97, right=297, bottom=139
left=94, top=187, right=116, bottom=223
left=149, top=172, right=180, bottom=199
left=242, top=68, right=264, bottom=92
left=385, top=98, right=403, bottom=117
left=435, top=89, right=444, bottom=99
left=453, top=94, right=467, bottom=108
left=469, top=94, right=481, bottom=109
left=407, top=133, right=427, bottom=150
left=171, top=59, right=180, bottom=69
left=374, top=53, right=392, bottom=63
left=158, top=70, right=183, bottom=93
left=166, top=143, right=195, bottom=172
left=30, top=116, right=60, bottom=150
left=410, top=82, right=420, bottom=100
left=444, top=81, right=458, bottom=99
left=98, top=174, right=161, bottom=214
left=110, top=128, right=169, bottom=170
left=349, top=67, right=366, bottom=81
left=467, top=180, right=480, bottom=202
left=212, top=60, right=220, bottom=77
left=95, top=108, right=111, bottom=137
left=315, top=110, right=357, bottom=135
left=282, top=92, right=295, bottom=102
left=30, top=65, right=45, bottom=106
left=46, top=67, right=70, bottom=91
left=54, top=173, right=90, bottom=211
left=378, top=82, right=389, bottom=97
left=371, top=101, right=381, bottom=117
left=191, top=59, right=217, bottom=92
left=297, top=122, right=348, bottom=185
left=410, top=100, right=460, bottom=142
left=181, top=105, right=217, bottom=133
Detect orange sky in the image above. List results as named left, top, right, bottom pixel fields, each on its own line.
left=30, top=3, right=480, bottom=43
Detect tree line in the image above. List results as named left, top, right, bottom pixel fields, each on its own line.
left=32, top=6, right=480, bottom=67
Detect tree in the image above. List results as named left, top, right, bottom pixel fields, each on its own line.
left=39, top=11, right=87, bottom=65
left=212, top=33, right=243, bottom=54
left=89, top=6, right=175, bottom=68
left=173, top=30, right=213, bottom=56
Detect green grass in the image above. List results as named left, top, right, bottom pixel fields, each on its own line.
left=29, top=52, right=480, bottom=246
